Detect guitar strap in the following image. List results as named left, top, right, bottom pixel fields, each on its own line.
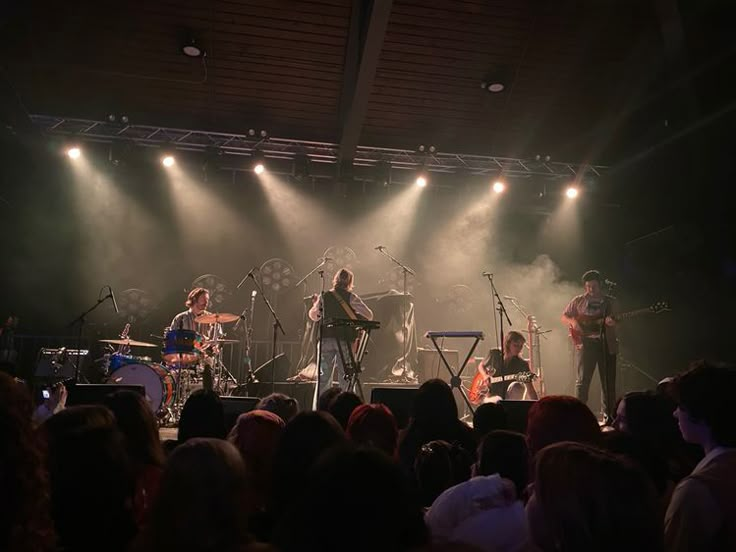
left=330, top=291, right=357, bottom=320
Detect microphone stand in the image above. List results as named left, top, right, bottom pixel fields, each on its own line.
left=312, top=269, right=326, bottom=410
left=483, top=274, right=512, bottom=352
left=248, top=273, right=286, bottom=394
left=67, top=288, right=115, bottom=383
left=295, top=258, right=328, bottom=288
left=376, top=247, right=416, bottom=378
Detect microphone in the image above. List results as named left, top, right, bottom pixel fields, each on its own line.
left=604, top=279, right=618, bottom=287
left=108, top=286, right=119, bottom=313
left=374, top=245, right=385, bottom=250
left=319, top=256, right=333, bottom=261
left=251, top=290, right=257, bottom=298
left=236, top=267, right=259, bottom=289
left=481, top=271, right=493, bottom=277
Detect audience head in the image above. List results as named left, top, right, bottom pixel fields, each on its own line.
left=527, top=442, right=663, bottom=552
left=178, top=389, right=226, bottom=443
left=256, top=392, right=299, bottom=423
left=271, top=411, right=345, bottom=511
left=317, top=386, right=342, bottom=412
left=103, top=390, right=164, bottom=471
left=526, top=395, right=601, bottom=458
left=673, top=360, right=736, bottom=448
left=413, top=379, right=458, bottom=427
left=42, top=405, right=136, bottom=552
left=613, top=391, right=680, bottom=444
left=347, top=403, right=399, bottom=457
left=476, top=430, right=529, bottom=497
left=414, top=440, right=473, bottom=507
left=601, top=430, right=670, bottom=496
left=0, top=373, right=55, bottom=552
left=278, top=445, right=428, bottom=552
left=472, top=402, right=508, bottom=439
left=143, top=438, right=251, bottom=552
left=327, top=390, right=363, bottom=430
left=228, top=409, right=284, bottom=503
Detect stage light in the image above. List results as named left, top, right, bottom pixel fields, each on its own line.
left=66, top=147, right=81, bottom=160
left=415, top=175, right=427, bottom=187
left=492, top=180, right=505, bottom=194
left=162, top=155, right=175, bottom=167
left=254, top=163, right=265, bottom=175
left=566, top=186, right=579, bottom=199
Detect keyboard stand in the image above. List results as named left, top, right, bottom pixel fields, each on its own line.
left=339, top=329, right=374, bottom=400
left=425, top=331, right=485, bottom=414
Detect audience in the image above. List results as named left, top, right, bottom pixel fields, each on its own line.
left=317, top=385, right=341, bottom=412
left=42, top=405, right=137, bottom=552
left=346, top=403, right=399, bottom=458
left=177, top=389, right=226, bottom=444
left=527, top=441, right=663, bottom=552
left=664, top=361, right=736, bottom=552
left=475, top=430, right=529, bottom=497
left=136, top=438, right=255, bottom=552
left=0, top=373, right=55, bottom=552
left=399, top=379, right=477, bottom=474
left=414, top=440, right=474, bottom=508
left=256, top=393, right=299, bottom=423
left=525, top=395, right=601, bottom=460
left=327, top=390, right=364, bottom=430
left=103, top=390, right=166, bottom=526
left=277, top=445, right=429, bottom=552
left=472, top=402, right=508, bottom=441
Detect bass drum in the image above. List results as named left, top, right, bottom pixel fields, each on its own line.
left=109, top=362, right=175, bottom=415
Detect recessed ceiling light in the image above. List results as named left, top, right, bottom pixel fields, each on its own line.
left=182, top=40, right=203, bottom=58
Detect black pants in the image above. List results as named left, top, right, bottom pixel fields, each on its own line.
left=575, top=338, right=616, bottom=421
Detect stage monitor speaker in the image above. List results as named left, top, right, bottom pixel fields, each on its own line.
left=246, top=381, right=314, bottom=411
left=66, top=383, right=145, bottom=407
left=252, top=353, right=291, bottom=382
left=220, top=396, right=260, bottom=432
left=499, top=399, right=537, bottom=434
left=369, top=385, right=420, bottom=429
left=417, top=347, right=460, bottom=382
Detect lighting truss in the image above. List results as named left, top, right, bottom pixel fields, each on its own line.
left=31, top=114, right=607, bottom=179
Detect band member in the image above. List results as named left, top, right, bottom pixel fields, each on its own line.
left=309, top=268, right=373, bottom=393
left=170, top=287, right=214, bottom=391
left=561, top=269, right=618, bottom=423
left=477, top=330, right=538, bottom=401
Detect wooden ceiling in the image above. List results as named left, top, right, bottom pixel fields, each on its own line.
left=2, top=0, right=675, bottom=163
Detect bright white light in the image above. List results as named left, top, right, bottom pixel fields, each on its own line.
left=67, top=147, right=81, bottom=159
left=566, top=186, right=579, bottom=199
left=492, top=181, right=505, bottom=194
left=254, top=163, right=265, bottom=175
left=162, top=155, right=175, bottom=167
left=415, top=175, right=427, bottom=187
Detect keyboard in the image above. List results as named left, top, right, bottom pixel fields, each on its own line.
left=425, top=331, right=484, bottom=339
left=324, top=318, right=381, bottom=331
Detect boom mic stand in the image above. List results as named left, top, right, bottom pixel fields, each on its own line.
left=67, top=286, right=116, bottom=383
left=376, top=246, right=416, bottom=379
left=482, top=273, right=512, bottom=352
left=247, top=272, right=286, bottom=395
left=311, top=269, right=326, bottom=410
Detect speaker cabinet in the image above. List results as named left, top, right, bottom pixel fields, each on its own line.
left=368, top=384, right=420, bottom=429
left=499, top=399, right=537, bottom=434
left=66, top=383, right=145, bottom=406
left=220, top=396, right=260, bottom=432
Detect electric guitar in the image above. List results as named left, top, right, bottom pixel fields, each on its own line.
left=468, top=366, right=537, bottom=404
left=568, top=300, right=670, bottom=348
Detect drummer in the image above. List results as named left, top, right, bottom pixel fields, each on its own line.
left=170, top=287, right=217, bottom=391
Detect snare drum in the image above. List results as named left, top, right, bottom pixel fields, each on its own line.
left=162, top=329, right=203, bottom=366
left=109, top=361, right=175, bottom=415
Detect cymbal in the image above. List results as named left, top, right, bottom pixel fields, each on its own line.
left=99, top=338, right=158, bottom=348
left=195, top=312, right=240, bottom=324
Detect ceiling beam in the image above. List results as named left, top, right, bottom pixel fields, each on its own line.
left=337, top=0, right=393, bottom=171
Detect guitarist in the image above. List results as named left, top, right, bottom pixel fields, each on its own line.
left=561, top=269, right=618, bottom=424
left=309, top=268, right=373, bottom=393
left=477, top=331, right=538, bottom=401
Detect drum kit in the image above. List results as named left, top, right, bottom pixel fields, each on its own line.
left=100, top=312, right=243, bottom=425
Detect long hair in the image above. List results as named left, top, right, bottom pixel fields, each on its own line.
left=526, top=395, right=601, bottom=459
left=185, top=287, right=208, bottom=308
left=332, top=268, right=354, bottom=291
left=531, top=442, right=663, bottom=552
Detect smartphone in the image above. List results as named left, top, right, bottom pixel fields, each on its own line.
left=42, top=389, right=51, bottom=400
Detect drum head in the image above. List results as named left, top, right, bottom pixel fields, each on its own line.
left=109, top=362, right=170, bottom=413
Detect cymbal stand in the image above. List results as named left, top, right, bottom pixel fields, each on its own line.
left=482, top=273, right=512, bottom=351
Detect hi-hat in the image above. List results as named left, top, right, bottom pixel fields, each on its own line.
left=99, top=338, right=158, bottom=348
left=195, top=312, right=240, bottom=324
